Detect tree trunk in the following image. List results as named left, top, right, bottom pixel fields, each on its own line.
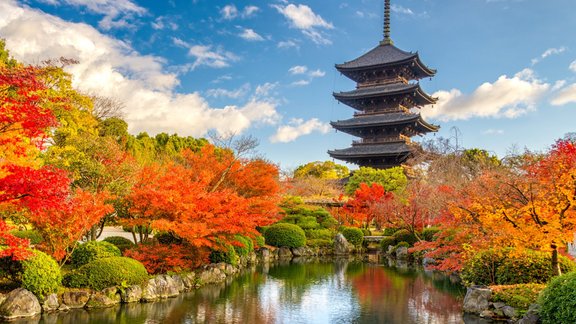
left=551, top=243, right=562, bottom=277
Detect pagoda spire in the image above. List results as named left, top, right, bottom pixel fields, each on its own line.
left=381, top=0, right=393, bottom=45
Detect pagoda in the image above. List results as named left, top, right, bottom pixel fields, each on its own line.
left=328, top=0, right=439, bottom=169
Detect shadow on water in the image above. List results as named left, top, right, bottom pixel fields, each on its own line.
left=7, top=257, right=486, bottom=324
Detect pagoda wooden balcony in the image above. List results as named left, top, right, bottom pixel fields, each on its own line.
left=352, top=135, right=411, bottom=146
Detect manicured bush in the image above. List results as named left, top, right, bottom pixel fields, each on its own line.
left=383, top=228, right=400, bottom=236
left=461, top=248, right=576, bottom=286
left=379, top=236, right=396, bottom=251
left=63, top=256, right=148, bottom=290
left=539, top=271, right=576, bottom=323
left=20, top=250, right=61, bottom=299
left=306, top=239, right=333, bottom=248
left=71, top=241, right=121, bottom=267
left=232, top=235, right=254, bottom=257
left=392, top=229, right=417, bottom=246
left=10, top=230, right=43, bottom=245
left=305, top=229, right=333, bottom=241
left=264, top=223, right=306, bottom=248
left=103, top=236, right=134, bottom=252
left=362, top=229, right=371, bottom=236
left=395, top=241, right=410, bottom=249
left=252, top=235, right=265, bottom=248
left=209, top=244, right=238, bottom=266
left=491, top=284, right=546, bottom=315
left=421, top=227, right=440, bottom=241
left=341, top=227, right=364, bottom=247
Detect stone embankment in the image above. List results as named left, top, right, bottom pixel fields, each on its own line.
left=0, top=237, right=359, bottom=320
left=462, top=286, right=541, bottom=324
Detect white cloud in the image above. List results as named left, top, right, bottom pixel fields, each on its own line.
left=552, top=80, right=567, bottom=91
left=570, top=60, right=576, bottom=72
left=243, top=6, right=260, bottom=18
left=221, top=4, right=238, bottom=20
left=211, top=74, right=233, bottom=84
left=483, top=129, right=504, bottom=135
left=272, top=3, right=333, bottom=45
left=391, top=5, right=414, bottom=15
left=151, top=16, right=178, bottom=31
left=185, top=44, right=239, bottom=70
left=277, top=39, right=299, bottom=50
left=37, top=0, right=147, bottom=30
left=254, top=82, right=279, bottom=98
left=531, top=47, right=566, bottom=65
left=239, top=28, right=264, bottom=41
left=309, top=69, right=325, bottom=78
left=289, top=65, right=308, bottom=75
left=423, top=69, right=550, bottom=121
left=551, top=84, right=576, bottom=106
left=0, top=1, right=280, bottom=138
left=291, top=80, right=310, bottom=86
left=206, top=84, right=250, bottom=99
left=270, top=118, right=331, bottom=143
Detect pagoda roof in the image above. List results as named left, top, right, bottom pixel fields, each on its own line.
left=328, top=142, right=412, bottom=159
left=335, top=43, right=436, bottom=79
left=333, top=83, right=436, bottom=110
left=331, top=112, right=439, bottom=133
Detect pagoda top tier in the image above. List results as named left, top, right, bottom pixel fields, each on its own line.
left=335, top=43, right=436, bottom=82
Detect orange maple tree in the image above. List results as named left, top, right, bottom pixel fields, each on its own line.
left=343, top=183, right=392, bottom=228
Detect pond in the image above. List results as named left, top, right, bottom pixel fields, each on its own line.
left=10, top=257, right=472, bottom=324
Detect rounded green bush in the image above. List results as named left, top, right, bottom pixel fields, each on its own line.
left=252, top=235, right=265, bottom=248
left=392, top=229, right=417, bottom=246
left=103, top=236, right=134, bottom=252
left=10, top=230, right=44, bottom=245
left=71, top=241, right=122, bottom=267
left=209, top=244, right=238, bottom=266
left=379, top=236, right=396, bottom=251
left=341, top=227, right=364, bottom=247
left=539, top=271, right=576, bottom=323
left=383, top=228, right=400, bottom=236
left=395, top=241, right=410, bottom=249
left=233, top=235, right=254, bottom=257
left=63, top=256, right=148, bottom=290
left=264, top=223, right=306, bottom=248
left=306, top=239, right=333, bottom=247
left=305, top=229, right=334, bottom=241
left=421, top=227, right=440, bottom=241
left=20, top=250, right=61, bottom=299
left=362, top=229, right=371, bottom=236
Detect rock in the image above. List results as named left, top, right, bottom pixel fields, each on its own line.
left=334, top=234, right=353, bottom=255
left=462, top=286, right=492, bottom=314
left=395, top=246, right=409, bottom=259
left=85, top=291, right=116, bottom=308
left=141, top=279, right=159, bottom=302
left=291, top=247, right=307, bottom=257
left=197, top=266, right=226, bottom=286
left=519, top=304, right=541, bottom=324
left=57, top=303, right=70, bottom=312
left=171, top=275, right=186, bottom=292
left=492, top=302, right=506, bottom=310
left=501, top=306, right=518, bottom=318
left=258, top=248, right=270, bottom=262
left=479, top=310, right=495, bottom=318
left=0, top=288, right=41, bottom=320
left=247, top=252, right=257, bottom=264
left=223, top=264, right=237, bottom=276
left=41, top=293, right=59, bottom=312
left=142, top=275, right=180, bottom=302
left=181, top=273, right=196, bottom=290
left=422, top=257, right=435, bottom=267
left=278, top=247, right=293, bottom=259
left=387, top=245, right=395, bottom=255
left=61, top=289, right=91, bottom=309
left=0, top=293, right=6, bottom=306
left=120, top=285, right=142, bottom=303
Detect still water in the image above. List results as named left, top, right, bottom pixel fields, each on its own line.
left=12, top=258, right=469, bottom=324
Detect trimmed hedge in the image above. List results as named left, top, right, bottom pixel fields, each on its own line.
left=305, top=229, right=333, bottom=241
left=10, top=230, right=44, bottom=245
left=71, top=241, right=122, bottom=267
left=392, top=229, right=417, bottom=246
left=341, top=227, right=364, bottom=247
left=539, top=271, right=576, bottom=323
left=491, top=284, right=546, bottom=315
left=63, top=256, right=148, bottom=290
left=103, top=236, right=134, bottom=252
left=20, top=250, right=61, bottom=299
left=264, top=223, right=306, bottom=248
left=461, top=248, right=576, bottom=286
left=379, top=236, right=396, bottom=251
left=209, top=244, right=238, bottom=266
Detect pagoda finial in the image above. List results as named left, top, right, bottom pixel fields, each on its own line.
left=381, top=0, right=393, bottom=45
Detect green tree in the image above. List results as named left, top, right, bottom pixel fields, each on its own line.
left=294, top=161, right=349, bottom=179
left=345, top=166, right=407, bottom=195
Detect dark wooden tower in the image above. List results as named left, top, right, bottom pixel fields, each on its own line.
left=328, top=0, right=439, bottom=169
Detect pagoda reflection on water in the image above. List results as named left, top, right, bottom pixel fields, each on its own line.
left=328, top=0, right=439, bottom=169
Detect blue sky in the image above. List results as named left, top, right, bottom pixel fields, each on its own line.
left=1, top=0, right=576, bottom=171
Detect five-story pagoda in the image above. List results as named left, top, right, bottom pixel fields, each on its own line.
left=328, top=0, right=439, bottom=169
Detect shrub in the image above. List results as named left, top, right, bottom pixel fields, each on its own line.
left=125, top=243, right=208, bottom=274
left=264, top=223, right=306, bottom=248
left=154, top=231, right=183, bottom=245
left=392, top=229, right=417, bottom=246
left=305, top=229, right=333, bottom=241
left=252, top=235, right=265, bottom=248
left=341, top=227, right=364, bottom=247
left=395, top=241, right=410, bottom=249
left=461, top=248, right=576, bottom=286
left=209, top=244, right=238, bottom=266
left=232, top=235, right=254, bottom=257
left=362, top=229, right=371, bottom=236
left=379, top=236, right=396, bottom=251
left=383, top=228, right=400, bottom=236
left=71, top=241, right=121, bottom=267
left=103, top=236, right=134, bottom=252
left=539, top=271, right=576, bottom=323
left=10, top=230, right=43, bottom=245
left=421, top=227, right=440, bottom=241
left=17, top=250, right=61, bottom=299
left=306, top=239, right=333, bottom=247
left=491, top=284, right=546, bottom=315
left=63, top=257, right=149, bottom=290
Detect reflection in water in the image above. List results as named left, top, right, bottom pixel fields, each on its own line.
left=9, top=258, right=466, bottom=324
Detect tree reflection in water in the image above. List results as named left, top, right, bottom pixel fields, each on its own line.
left=10, top=258, right=465, bottom=324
